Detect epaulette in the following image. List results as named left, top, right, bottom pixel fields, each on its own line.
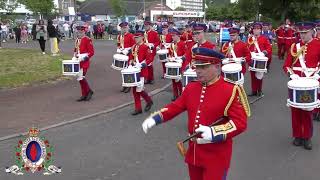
left=224, top=84, right=251, bottom=118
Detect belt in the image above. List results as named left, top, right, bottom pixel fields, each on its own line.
left=285, top=37, right=295, bottom=39
left=278, top=36, right=284, bottom=39
left=292, top=67, right=317, bottom=72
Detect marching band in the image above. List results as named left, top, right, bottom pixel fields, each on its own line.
left=60, top=19, right=320, bottom=180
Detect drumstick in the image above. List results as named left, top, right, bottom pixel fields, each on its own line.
left=182, top=116, right=225, bottom=143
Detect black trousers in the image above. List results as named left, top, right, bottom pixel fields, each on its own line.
left=38, top=37, right=46, bottom=52
left=16, top=35, right=21, bottom=43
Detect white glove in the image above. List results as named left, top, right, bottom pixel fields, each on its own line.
left=313, top=74, right=320, bottom=80
left=195, top=124, right=213, bottom=142
left=117, top=48, right=122, bottom=53
left=71, top=56, right=77, bottom=61
left=164, top=43, right=171, bottom=49
left=290, top=74, right=299, bottom=80
left=122, top=49, right=129, bottom=55
left=147, top=43, right=154, bottom=48
left=142, top=117, right=156, bottom=134
left=135, top=62, right=142, bottom=69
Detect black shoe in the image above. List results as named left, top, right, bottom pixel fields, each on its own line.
left=148, top=80, right=154, bottom=84
left=85, top=90, right=94, bottom=101
left=131, top=110, right=142, bottom=116
left=248, top=91, right=257, bottom=97
left=171, top=96, right=177, bottom=101
left=303, top=139, right=312, bottom=150
left=313, top=113, right=320, bottom=121
left=257, top=91, right=264, bottom=97
left=144, top=101, right=153, bottom=112
left=120, top=87, right=126, bottom=92
left=77, top=96, right=87, bottom=102
left=292, top=138, right=303, bottom=146
left=145, top=80, right=151, bottom=84
left=124, top=87, right=131, bottom=93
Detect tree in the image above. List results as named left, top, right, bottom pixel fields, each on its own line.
left=175, top=6, right=186, bottom=11
left=0, top=0, right=19, bottom=12
left=19, top=0, right=54, bottom=17
left=110, top=0, right=125, bottom=17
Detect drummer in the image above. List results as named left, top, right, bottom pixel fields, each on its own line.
left=221, top=27, right=251, bottom=74
left=247, top=22, right=272, bottom=97
left=117, top=21, right=135, bottom=93
left=181, top=24, right=194, bottom=49
left=144, top=21, right=160, bottom=84
left=283, top=22, right=320, bottom=150
left=128, top=30, right=154, bottom=115
left=158, top=24, right=173, bottom=78
left=74, top=23, right=95, bottom=102
left=168, top=29, right=186, bottom=101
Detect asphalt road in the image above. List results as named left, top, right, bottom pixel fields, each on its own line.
left=0, top=57, right=320, bottom=179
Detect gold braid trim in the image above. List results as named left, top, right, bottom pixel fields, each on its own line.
left=247, top=36, right=254, bottom=46
left=224, top=85, right=251, bottom=117
left=237, top=85, right=251, bottom=117
left=290, top=43, right=306, bottom=66
left=224, top=85, right=238, bottom=116
left=221, top=42, right=229, bottom=53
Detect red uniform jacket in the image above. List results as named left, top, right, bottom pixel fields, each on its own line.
left=117, top=32, right=135, bottom=49
left=75, top=36, right=95, bottom=69
left=283, top=39, right=320, bottom=76
left=155, top=78, right=247, bottom=169
left=128, top=43, right=152, bottom=78
left=221, top=41, right=251, bottom=74
left=247, top=35, right=272, bottom=61
left=275, top=27, right=285, bottom=44
left=145, top=30, right=160, bottom=61
left=168, top=40, right=188, bottom=70
left=181, top=31, right=194, bottom=45
left=160, top=34, right=173, bottom=48
left=285, top=28, right=296, bottom=46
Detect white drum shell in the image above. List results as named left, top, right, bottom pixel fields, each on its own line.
left=112, top=54, right=129, bottom=70
left=62, top=60, right=80, bottom=76
left=121, top=66, right=141, bottom=87
left=182, top=69, right=197, bottom=87
left=287, top=78, right=320, bottom=109
left=222, top=63, right=244, bottom=85
left=164, top=62, right=182, bottom=80
left=157, top=49, right=169, bottom=62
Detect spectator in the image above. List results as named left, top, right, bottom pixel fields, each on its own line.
left=63, top=21, right=70, bottom=39
left=36, top=19, right=48, bottom=54
left=32, top=23, right=37, bottom=40
left=47, top=19, right=59, bottom=56
left=93, top=22, right=98, bottom=39
left=1, top=22, right=8, bottom=42
left=13, top=24, right=21, bottom=43
left=107, top=23, right=114, bottom=40
left=21, top=24, right=28, bottom=43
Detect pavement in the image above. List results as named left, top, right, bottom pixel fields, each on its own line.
left=0, top=49, right=320, bottom=179
left=0, top=39, right=167, bottom=137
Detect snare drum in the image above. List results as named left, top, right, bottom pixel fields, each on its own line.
left=62, top=60, right=80, bottom=76
left=157, top=49, right=169, bottom=62
left=182, top=68, right=197, bottom=87
left=222, top=63, right=244, bottom=85
left=121, top=66, right=141, bottom=87
left=222, top=57, right=244, bottom=65
left=287, top=78, right=320, bottom=109
left=249, top=53, right=268, bottom=72
left=164, top=62, right=182, bottom=79
left=111, top=54, right=129, bottom=70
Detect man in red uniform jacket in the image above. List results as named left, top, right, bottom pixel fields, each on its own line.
left=284, top=24, right=296, bottom=55
left=142, top=47, right=250, bottom=180
left=181, top=24, right=194, bottom=49
left=184, top=24, right=216, bottom=68
left=221, top=27, right=251, bottom=74
left=128, top=30, right=154, bottom=115
left=117, top=22, right=135, bottom=93
left=283, top=22, right=320, bottom=150
left=168, top=29, right=186, bottom=101
left=144, top=21, right=160, bottom=84
left=74, top=25, right=95, bottom=101
left=247, top=22, right=272, bottom=97
left=158, top=24, right=173, bottom=78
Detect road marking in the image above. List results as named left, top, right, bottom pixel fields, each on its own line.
left=0, top=83, right=171, bottom=142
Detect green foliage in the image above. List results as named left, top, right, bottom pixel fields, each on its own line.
left=0, top=0, right=19, bottom=12
left=175, top=6, right=186, bottom=11
left=110, top=0, right=125, bottom=17
left=18, top=0, right=54, bottom=17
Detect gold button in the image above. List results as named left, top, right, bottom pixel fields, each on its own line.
left=200, top=100, right=203, bottom=102
left=201, top=95, right=204, bottom=98
left=197, top=110, right=201, bottom=113
left=196, top=116, right=200, bottom=118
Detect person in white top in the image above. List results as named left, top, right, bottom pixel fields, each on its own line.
left=63, top=22, right=70, bottom=39
left=1, top=23, right=8, bottom=42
